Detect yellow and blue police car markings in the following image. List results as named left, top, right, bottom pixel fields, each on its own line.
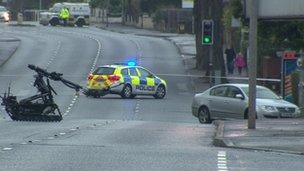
left=123, top=75, right=132, bottom=83
left=136, top=77, right=156, bottom=92
left=154, top=78, right=161, bottom=86
left=139, top=77, right=147, bottom=85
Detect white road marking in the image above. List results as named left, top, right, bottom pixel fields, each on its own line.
left=217, top=151, right=228, bottom=171
left=218, top=160, right=227, bottom=163
left=59, top=132, right=66, bottom=135
left=3, top=147, right=12, bottom=151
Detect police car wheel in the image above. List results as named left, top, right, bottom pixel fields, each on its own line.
left=154, top=85, right=166, bottom=99
left=121, top=84, right=133, bottom=99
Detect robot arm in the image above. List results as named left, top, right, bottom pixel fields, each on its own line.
left=28, top=64, right=83, bottom=92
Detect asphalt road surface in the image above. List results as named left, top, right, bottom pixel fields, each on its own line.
left=0, top=24, right=303, bottom=171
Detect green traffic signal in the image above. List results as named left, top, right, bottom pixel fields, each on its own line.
left=203, top=36, right=211, bottom=43
left=202, top=20, right=213, bottom=45
left=202, top=36, right=212, bottom=44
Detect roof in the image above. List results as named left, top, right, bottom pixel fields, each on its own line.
left=215, top=83, right=265, bottom=88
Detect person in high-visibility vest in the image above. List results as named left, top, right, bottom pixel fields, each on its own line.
left=59, top=7, right=70, bottom=26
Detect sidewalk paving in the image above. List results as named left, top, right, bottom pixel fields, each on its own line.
left=214, top=119, right=304, bottom=155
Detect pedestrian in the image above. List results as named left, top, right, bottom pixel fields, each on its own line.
left=235, top=52, right=246, bottom=75
left=225, top=45, right=236, bottom=74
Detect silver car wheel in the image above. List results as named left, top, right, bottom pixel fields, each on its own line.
left=198, top=107, right=210, bottom=124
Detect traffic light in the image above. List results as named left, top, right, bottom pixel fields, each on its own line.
left=202, top=20, right=214, bottom=45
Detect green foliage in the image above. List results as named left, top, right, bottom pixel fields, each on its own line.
left=227, top=0, right=304, bottom=60
left=89, top=0, right=105, bottom=8
left=222, top=0, right=242, bottom=30
left=230, top=0, right=242, bottom=19
left=89, top=0, right=121, bottom=14
left=222, top=5, right=232, bottom=30
left=140, top=0, right=181, bottom=13
left=258, top=21, right=304, bottom=57
left=153, top=9, right=165, bottom=23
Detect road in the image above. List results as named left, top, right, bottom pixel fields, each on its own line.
left=0, top=24, right=303, bottom=171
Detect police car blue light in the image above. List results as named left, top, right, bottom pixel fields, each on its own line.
left=127, top=61, right=136, bottom=66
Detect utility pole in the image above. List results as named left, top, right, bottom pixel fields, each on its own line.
left=248, top=0, right=258, bottom=129
left=38, top=0, right=42, bottom=21
left=106, top=0, right=110, bottom=27
left=122, top=0, right=125, bottom=25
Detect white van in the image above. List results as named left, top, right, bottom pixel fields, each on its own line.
left=40, top=2, right=90, bottom=27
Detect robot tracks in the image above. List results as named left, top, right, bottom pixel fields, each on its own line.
left=9, top=114, right=62, bottom=122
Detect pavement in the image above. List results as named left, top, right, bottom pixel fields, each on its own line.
left=97, top=23, right=304, bottom=156
left=0, top=33, right=20, bottom=66
left=214, top=119, right=304, bottom=155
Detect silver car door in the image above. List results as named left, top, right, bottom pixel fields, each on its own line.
left=224, top=86, right=247, bottom=119
left=208, top=86, right=228, bottom=119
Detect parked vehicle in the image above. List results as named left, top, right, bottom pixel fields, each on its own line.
left=192, top=84, right=301, bottom=124
left=39, top=2, right=90, bottom=27
left=0, top=6, right=10, bottom=22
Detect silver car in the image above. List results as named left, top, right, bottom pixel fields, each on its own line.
left=192, top=84, right=301, bottom=124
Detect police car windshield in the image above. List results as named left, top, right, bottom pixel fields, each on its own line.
left=93, top=67, right=115, bottom=75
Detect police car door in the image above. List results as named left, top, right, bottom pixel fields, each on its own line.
left=129, top=67, right=141, bottom=94
left=137, top=67, right=156, bottom=94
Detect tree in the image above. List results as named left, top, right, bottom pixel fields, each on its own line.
left=125, top=0, right=180, bottom=24
left=140, top=0, right=180, bottom=14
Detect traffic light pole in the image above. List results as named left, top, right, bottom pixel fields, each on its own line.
left=248, top=0, right=258, bottom=129
left=202, top=19, right=214, bottom=87
left=209, top=45, right=214, bottom=87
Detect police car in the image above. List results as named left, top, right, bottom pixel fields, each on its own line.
left=84, top=63, right=167, bottom=99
